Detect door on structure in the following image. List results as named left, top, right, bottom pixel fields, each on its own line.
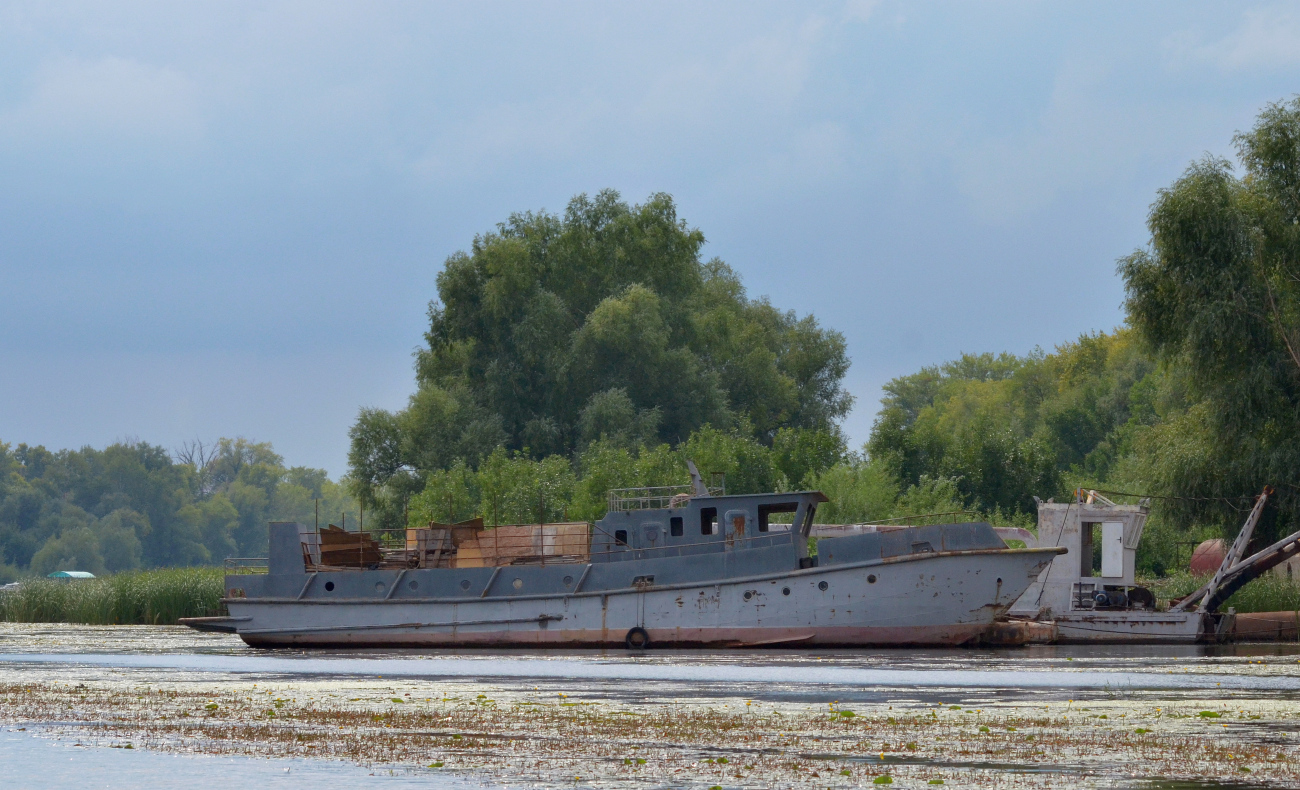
left=1101, top=521, right=1124, bottom=578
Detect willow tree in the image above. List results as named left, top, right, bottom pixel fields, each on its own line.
left=1121, top=97, right=1300, bottom=537
left=350, top=190, right=852, bottom=527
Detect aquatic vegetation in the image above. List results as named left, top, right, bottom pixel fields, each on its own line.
left=2, top=674, right=1299, bottom=788
left=0, top=568, right=225, bottom=624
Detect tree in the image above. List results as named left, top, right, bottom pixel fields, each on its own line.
left=351, top=190, right=852, bottom=527
left=1120, top=97, right=1300, bottom=537
left=865, top=333, right=1163, bottom=517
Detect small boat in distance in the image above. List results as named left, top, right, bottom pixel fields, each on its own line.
left=184, top=467, right=1064, bottom=648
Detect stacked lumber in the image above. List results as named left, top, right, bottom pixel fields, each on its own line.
left=317, top=524, right=382, bottom=567
left=454, top=522, right=590, bottom=568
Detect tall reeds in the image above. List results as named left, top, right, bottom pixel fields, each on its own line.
left=0, top=568, right=226, bottom=625
left=1146, top=570, right=1300, bottom=613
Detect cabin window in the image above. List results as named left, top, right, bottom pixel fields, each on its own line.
left=700, top=507, right=718, bottom=535
left=614, top=530, right=628, bottom=546
left=670, top=516, right=683, bottom=537
left=757, top=502, right=799, bottom=533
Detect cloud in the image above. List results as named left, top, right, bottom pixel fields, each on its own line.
left=1166, top=6, right=1300, bottom=71
left=411, top=12, right=835, bottom=186
left=0, top=56, right=202, bottom=143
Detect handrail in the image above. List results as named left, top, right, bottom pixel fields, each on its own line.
left=225, top=557, right=269, bottom=574
left=607, top=484, right=724, bottom=512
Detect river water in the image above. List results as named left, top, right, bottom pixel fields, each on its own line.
left=2, top=624, right=1298, bottom=788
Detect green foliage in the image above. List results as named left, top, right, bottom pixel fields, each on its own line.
left=0, top=568, right=225, bottom=624
left=1146, top=570, right=1300, bottom=614
left=570, top=441, right=683, bottom=522
left=403, top=427, right=848, bottom=528
left=867, top=333, right=1159, bottom=517
left=808, top=457, right=899, bottom=524
left=352, top=190, right=852, bottom=527
left=1120, top=97, right=1300, bottom=541
left=1223, top=572, right=1300, bottom=613
left=467, top=449, right=577, bottom=527
left=0, top=438, right=355, bottom=574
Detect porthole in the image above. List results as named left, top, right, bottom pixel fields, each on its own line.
left=782, top=587, right=791, bottom=596
left=512, top=578, right=524, bottom=590
left=324, top=581, right=335, bottom=592
left=818, top=581, right=829, bottom=591
left=563, top=576, right=574, bottom=587
left=996, top=577, right=1003, bottom=585
left=408, top=580, right=419, bottom=591
left=867, top=574, right=877, bottom=584
left=743, top=590, right=754, bottom=601
left=459, top=579, right=471, bottom=591
left=375, top=582, right=386, bottom=593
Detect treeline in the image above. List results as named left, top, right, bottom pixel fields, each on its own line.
left=866, top=331, right=1155, bottom=520
left=0, top=439, right=355, bottom=582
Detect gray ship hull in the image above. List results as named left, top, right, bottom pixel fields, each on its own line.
left=223, top=547, right=1059, bottom=648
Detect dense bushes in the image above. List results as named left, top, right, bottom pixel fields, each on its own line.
left=405, top=426, right=846, bottom=527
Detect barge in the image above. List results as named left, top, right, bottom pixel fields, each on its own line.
left=186, top=470, right=1064, bottom=648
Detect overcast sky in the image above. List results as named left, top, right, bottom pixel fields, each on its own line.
left=2, top=2, right=1297, bottom=476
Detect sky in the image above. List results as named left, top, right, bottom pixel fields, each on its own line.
left=1, top=2, right=1298, bottom=477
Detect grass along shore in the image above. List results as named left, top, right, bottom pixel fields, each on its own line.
left=0, top=568, right=225, bottom=625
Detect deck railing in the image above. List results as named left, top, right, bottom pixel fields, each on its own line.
left=224, top=557, right=269, bottom=574
left=607, top=484, right=724, bottom=512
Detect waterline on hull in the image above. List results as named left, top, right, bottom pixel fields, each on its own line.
left=237, top=623, right=993, bottom=648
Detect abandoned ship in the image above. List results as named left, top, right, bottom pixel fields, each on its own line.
left=183, top=466, right=1064, bottom=648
